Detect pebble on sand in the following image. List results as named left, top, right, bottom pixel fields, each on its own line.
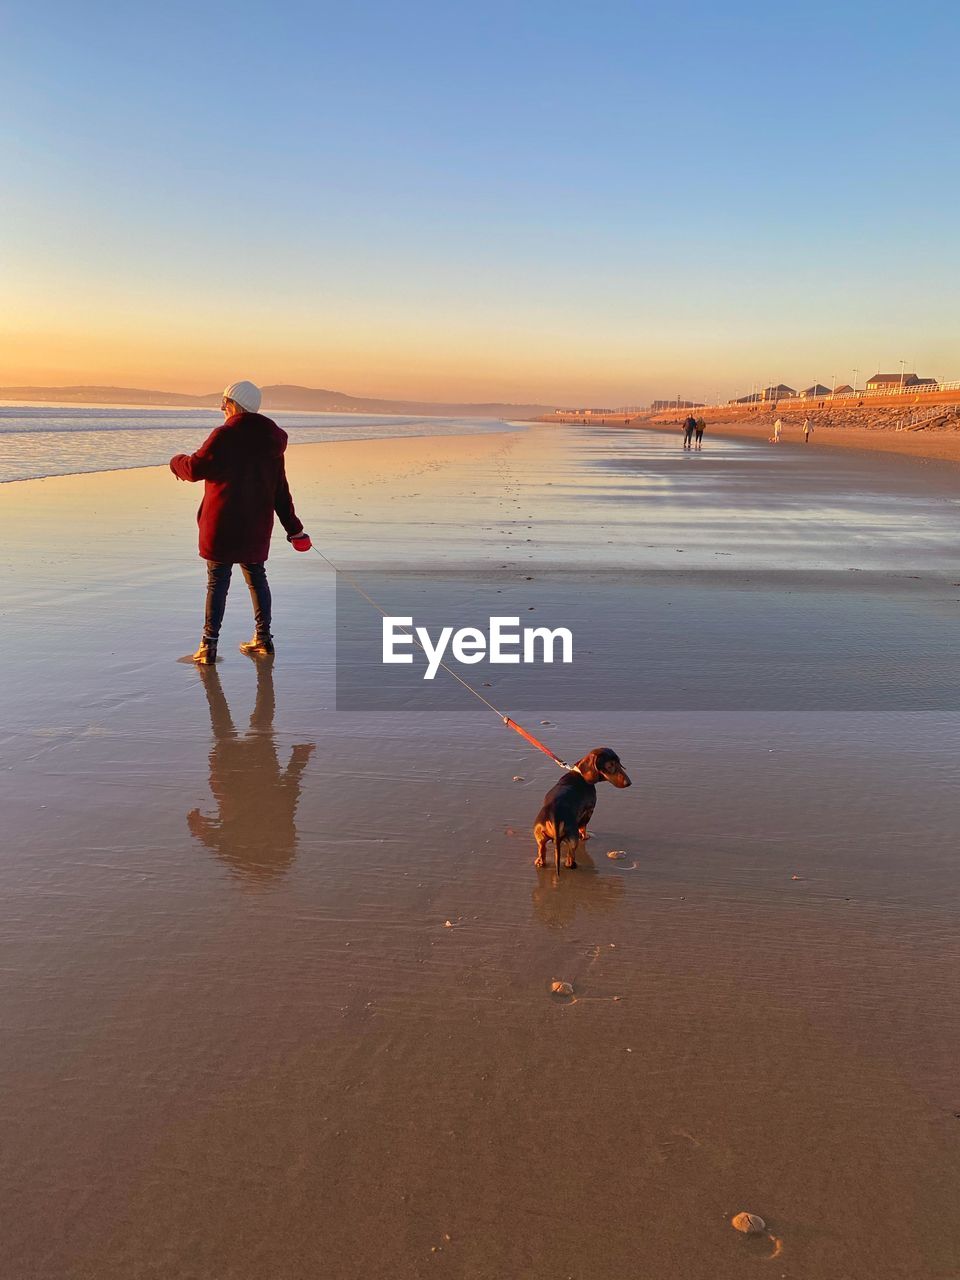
left=731, top=1212, right=766, bottom=1234
left=606, top=850, right=626, bottom=860
left=551, top=980, right=574, bottom=996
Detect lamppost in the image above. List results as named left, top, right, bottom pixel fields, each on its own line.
left=852, top=368, right=859, bottom=396
left=898, top=359, right=906, bottom=394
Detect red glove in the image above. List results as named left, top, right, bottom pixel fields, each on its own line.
left=291, top=532, right=312, bottom=552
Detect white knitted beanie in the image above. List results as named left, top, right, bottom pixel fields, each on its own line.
left=223, top=380, right=262, bottom=413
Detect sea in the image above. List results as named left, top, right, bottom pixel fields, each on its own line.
left=0, top=404, right=518, bottom=483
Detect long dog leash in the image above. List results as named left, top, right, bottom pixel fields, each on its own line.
left=310, top=544, right=573, bottom=772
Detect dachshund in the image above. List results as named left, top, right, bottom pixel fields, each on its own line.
left=534, top=747, right=631, bottom=873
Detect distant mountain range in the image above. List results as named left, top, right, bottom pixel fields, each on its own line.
left=0, top=383, right=556, bottom=418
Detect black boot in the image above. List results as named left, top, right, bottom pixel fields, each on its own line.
left=193, top=637, right=218, bottom=665
left=239, top=634, right=275, bottom=657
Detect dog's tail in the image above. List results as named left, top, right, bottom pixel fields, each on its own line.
left=554, top=817, right=566, bottom=874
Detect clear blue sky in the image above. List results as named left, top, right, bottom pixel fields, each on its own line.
left=2, top=0, right=957, bottom=403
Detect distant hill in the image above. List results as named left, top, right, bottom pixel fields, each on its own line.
left=0, top=385, right=219, bottom=408
left=0, top=383, right=556, bottom=418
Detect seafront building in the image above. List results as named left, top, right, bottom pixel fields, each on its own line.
left=865, top=372, right=937, bottom=391
left=800, top=383, right=832, bottom=398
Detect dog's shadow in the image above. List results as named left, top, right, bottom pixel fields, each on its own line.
left=530, top=848, right=625, bottom=931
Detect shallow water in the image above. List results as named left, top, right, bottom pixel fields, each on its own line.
left=0, top=403, right=515, bottom=482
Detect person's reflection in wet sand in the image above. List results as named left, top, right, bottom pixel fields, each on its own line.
left=188, top=658, right=315, bottom=885
left=531, top=847, right=625, bottom=930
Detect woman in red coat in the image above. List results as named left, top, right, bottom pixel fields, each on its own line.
left=170, top=380, right=311, bottom=664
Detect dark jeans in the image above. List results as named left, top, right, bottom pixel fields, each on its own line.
left=204, top=561, right=272, bottom=641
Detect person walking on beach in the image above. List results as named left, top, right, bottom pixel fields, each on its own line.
left=682, top=415, right=697, bottom=449
left=773, top=417, right=783, bottom=444
left=694, top=417, right=705, bottom=449
left=803, top=417, right=813, bottom=444
left=170, top=380, right=311, bottom=665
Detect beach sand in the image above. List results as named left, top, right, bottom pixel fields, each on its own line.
left=641, top=412, right=960, bottom=465
left=2, top=425, right=960, bottom=1278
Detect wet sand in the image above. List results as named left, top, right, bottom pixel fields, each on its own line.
left=2, top=425, right=960, bottom=1278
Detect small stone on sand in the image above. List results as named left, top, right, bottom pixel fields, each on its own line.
left=551, top=980, right=573, bottom=996
left=731, top=1212, right=766, bottom=1235
left=607, top=850, right=626, bottom=860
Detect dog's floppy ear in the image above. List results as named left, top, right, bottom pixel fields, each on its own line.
left=574, top=750, right=601, bottom=783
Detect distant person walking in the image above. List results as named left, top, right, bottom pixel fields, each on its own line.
left=170, top=381, right=312, bottom=665
left=694, top=417, right=705, bottom=449
left=773, top=417, right=783, bottom=444
left=803, top=417, right=813, bottom=444
left=683, top=415, right=697, bottom=449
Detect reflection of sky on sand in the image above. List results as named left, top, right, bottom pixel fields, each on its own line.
left=530, top=847, right=624, bottom=930
left=292, top=424, right=960, bottom=572
left=536, top=428, right=960, bottom=570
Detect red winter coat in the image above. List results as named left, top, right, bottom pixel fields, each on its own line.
left=170, top=412, right=303, bottom=563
